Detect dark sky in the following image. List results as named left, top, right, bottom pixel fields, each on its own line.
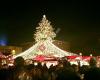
left=0, top=0, right=100, bottom=55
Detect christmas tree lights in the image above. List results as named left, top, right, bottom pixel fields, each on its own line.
left=34, top=15, right=56, bottom=43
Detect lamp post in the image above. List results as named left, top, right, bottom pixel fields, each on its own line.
left=79, top=53, right=82, bottom=67
left=90, top=54, right=92, bottom=57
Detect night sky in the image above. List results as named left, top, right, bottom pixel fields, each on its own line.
left=0, top=0, right=100, bottom=55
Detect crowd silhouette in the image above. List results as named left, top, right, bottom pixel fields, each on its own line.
left=0, top=56, right=100, bottom=80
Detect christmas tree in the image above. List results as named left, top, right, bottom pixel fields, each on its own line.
left=34, top=15, right=56, bottom=43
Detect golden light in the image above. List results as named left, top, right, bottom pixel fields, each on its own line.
left=90, top=54, right=92, bottom=57
left=79, top=53, right=82, bottom=56
left=12, top=50, right=16, bottom=55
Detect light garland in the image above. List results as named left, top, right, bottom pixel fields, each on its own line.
left=14, top=40, right=76, bottom=59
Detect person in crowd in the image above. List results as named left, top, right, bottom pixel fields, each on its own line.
left=84, top=67, right=100, bottom=80
left=12, top=56, right=32, bottom=80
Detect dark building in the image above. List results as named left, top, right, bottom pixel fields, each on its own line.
left=0, top=46, right=22, bottom=55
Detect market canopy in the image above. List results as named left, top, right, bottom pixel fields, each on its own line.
left=14, top=40, right=77, bottom=59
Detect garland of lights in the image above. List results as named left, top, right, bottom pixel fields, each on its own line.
left=14, top=40, right=76, bottom=59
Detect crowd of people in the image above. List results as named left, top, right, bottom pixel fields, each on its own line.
left=0, top=56, right=100, bottom=80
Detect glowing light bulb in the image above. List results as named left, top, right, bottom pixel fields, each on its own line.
left=43, top=15, right=46, bottom=18
left=12, top=50, right=16, bottom=55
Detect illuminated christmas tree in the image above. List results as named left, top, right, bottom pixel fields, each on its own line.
left=34, top=15, right=56, bottom=43
left=14, top=15, right=77, bottom=60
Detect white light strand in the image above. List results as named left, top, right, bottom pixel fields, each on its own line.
left=14, top=40, right=77, bottom=59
